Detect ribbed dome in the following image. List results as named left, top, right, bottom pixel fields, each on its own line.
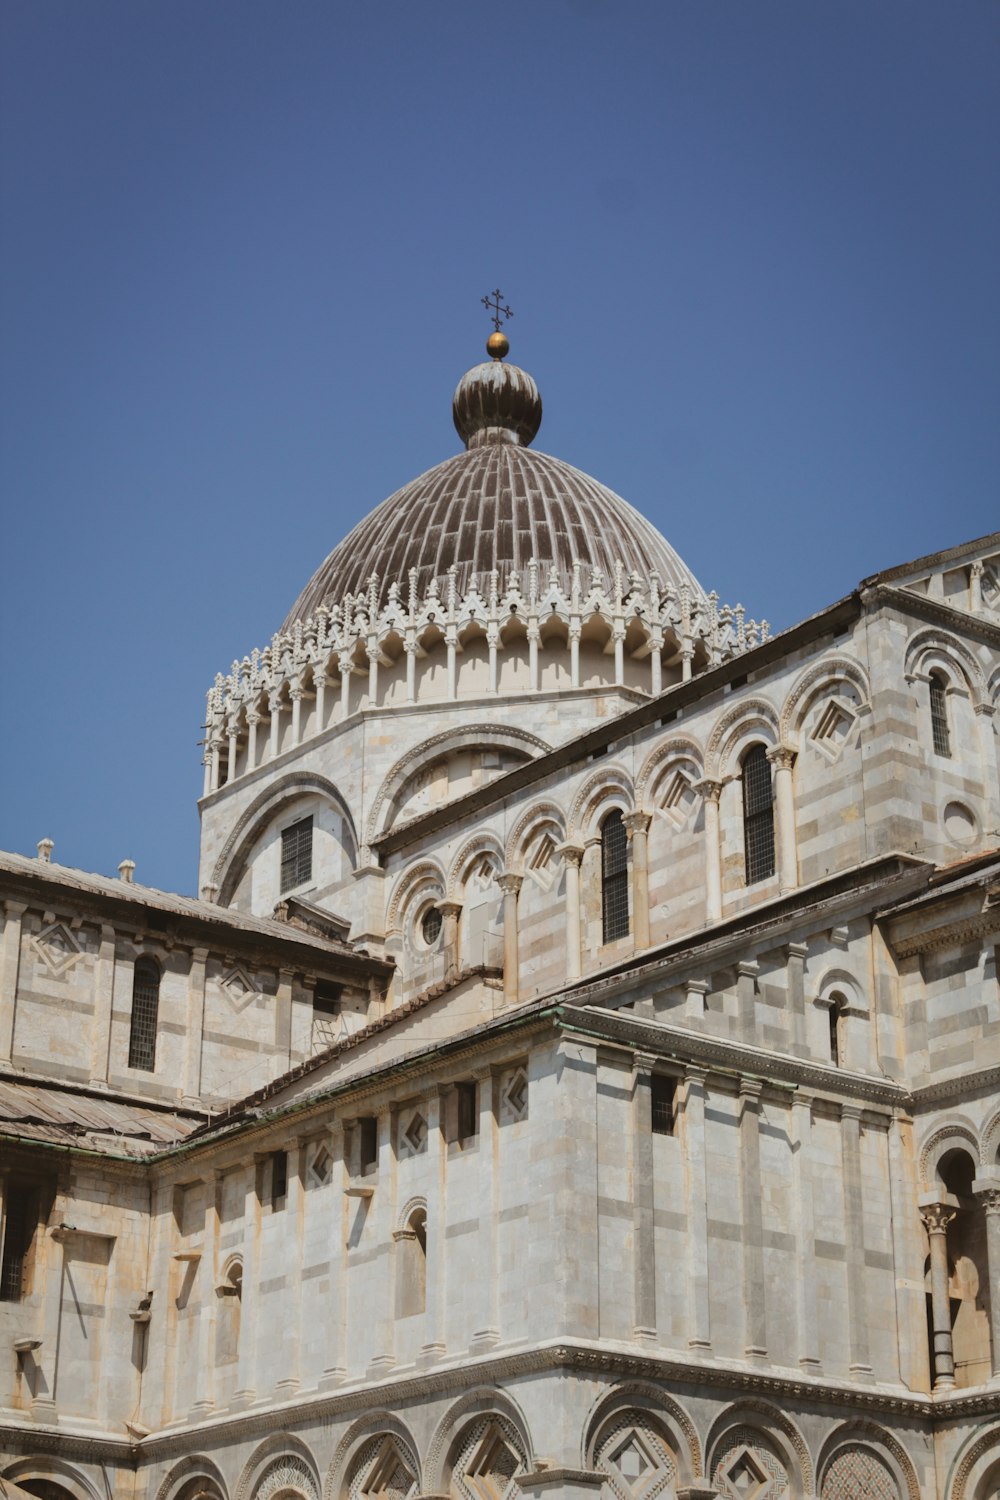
left=282, top=343, right=707, bottom=628
left=284, top=444, right=706, bottom=627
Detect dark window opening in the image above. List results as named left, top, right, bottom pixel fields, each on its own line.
left=651, top=1075, right=676, bottom=1136
left=829, top=993, right=848, bottom=1066
left=128, top=956, right=161, bottom=1072
left=421, top=906, right=442, bottom=946
left=359, top=1115, right=378, bottom=1173
left=456, top=1081, right=478, bottom=1143
left=601, top=809, right=630, bottom=943
left=313, top=981, right=341, bottom=1016
left=280, top=815, right=313, bottom=893
left=270, top=1150, right=288, bottom=1206
left=929, top=673, right=951, bottom=757
left=742, top=745, right=776, bottom=884
left=0, top=1184, right=38, bottom=1302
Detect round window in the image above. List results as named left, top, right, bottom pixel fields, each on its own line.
left=421, top=906, right=442, bottom=947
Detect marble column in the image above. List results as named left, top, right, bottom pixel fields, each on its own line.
left=840, top=1103, right=873, bottom=1377
left=790, top=1092, right=820, bottom=1372
left=624, top=811, right=652, bottom=949
left=973, top=1173, right=1000, bottom=1378
left=682, top=1066, right=712, bottom=1352
left=290, top=685, right=304, bottom=747
left=920, top=1194, right=959, bottom=1388
left=738, top=1077, right=767, bottom=1362
left=313, top=672, right=327, bottom=731
left=557, top=843, right=584, bottom=981
left=631, top=1052, right=657, bottom=1342
left=246, top=709, right=260, bottom=771
left=697, top=780, right=723, bottom=922
left=768, top=745, right=798, bottom=892
left=497, top=874, right=523, bottom=1006
left=182, top=946, right=209, bottom=1102
left=471, top=1067, right=500, bottom=1349
left=439, top=900, right=462, bottom=982
left=267, top=695, right=282, bottom=761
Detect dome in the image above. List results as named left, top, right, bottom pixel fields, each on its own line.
left=283, top=345, right=706, bottom=628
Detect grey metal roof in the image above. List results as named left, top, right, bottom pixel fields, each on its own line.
left=0, top=1074, right=201, bottom=1156
left=284, top=443, right=706, bottom=627
left=0, top=851, right=390, bottom=974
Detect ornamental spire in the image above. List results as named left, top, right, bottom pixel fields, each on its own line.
left=481, top=287, right=512, bottom=361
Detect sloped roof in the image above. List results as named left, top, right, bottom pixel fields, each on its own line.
left=0, top=851, right=392, bottom=976
left=0, top=1073, right=202, bottom=1156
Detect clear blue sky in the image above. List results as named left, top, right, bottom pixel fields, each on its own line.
left=1, top=1, right=997, bottom=894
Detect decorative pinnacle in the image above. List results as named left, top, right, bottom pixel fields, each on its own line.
left=482, top=288, right=512, bottom=360
left=482, top=288, right=513, bottom=332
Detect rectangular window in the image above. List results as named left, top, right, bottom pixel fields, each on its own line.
left=0, top=1184, right=37, bottom=1302
left=742, top=747, right=776, bottom=884
left=929, top=676, right=951, bottom=757
left=650, top=1075, right=676, bottom=1136
left=280, top=816, right=313, bottom=893
left=359, top=1115, right=378, bottom=1174
left=270, top=1150, right=288, bottom=1207
left=456, top=1081, right=478, bottom=1143
left=311, top=981, right=342, bottom=1054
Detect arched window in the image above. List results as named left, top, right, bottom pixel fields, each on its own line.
left=601, top=810, right=629, bottom=943
left=828, top=991, right=848, bottom=1066
left=742, top=745, right=775, bottom=884
left=215, top=1257, right=243, bottom=1364
left=128, top=957, right=160, bottom=1072
left=396, top=1206, right=427, bottom=1317
left=929, top=671, right=951, bottom=757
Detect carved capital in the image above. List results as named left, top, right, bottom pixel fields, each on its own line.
left=920, top=1201, right=958, bottom=1235
left=496, top=873, right=523, bottom=897
left=694, top=777, right=723, bottom=804
left=557, top=841, right=585, bottom=869
left=767, top=744, right=797, bottom=771
left=437, top=900, right=462, bottom=919
left=622, top=810, right=652, bottom=839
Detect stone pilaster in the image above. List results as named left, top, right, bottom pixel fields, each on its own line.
left=840, top=1103, right=873, bottom=1377
left=738, top=1077, right=767, bottom=1362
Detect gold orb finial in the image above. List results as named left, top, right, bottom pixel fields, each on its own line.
left=486, top=330, right=509, bottom=361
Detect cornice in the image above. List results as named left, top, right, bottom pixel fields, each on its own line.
left=867, top=584, right=1000, bottom=649
left=888, top=907, right=1000, bottom=959
left=6, top=1336, right=998, bottom=1467
left=911, top=1065, right=1000, bottom=1110
left=373, top=595, right=862, bottom=858
left=558, top=1007, right=907, bottom=1109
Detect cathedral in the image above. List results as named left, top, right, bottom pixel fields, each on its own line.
left=1, top=325, right=999, bottom=1500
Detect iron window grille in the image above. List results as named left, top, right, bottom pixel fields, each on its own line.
left=929, top=674, right=951, bottom=757
left=742, top=745, right=776, bottom=884
left=128, top=957, right=161, bottom=1072
left=650, top=1075, right=676, bottom=1136
left=421, top=906, right=442, bottom=946
left=280, top=815, right=313, bottom=893
left=0, top=1184, right=36, bottom=1302
left=601, top=810, right=630, bottom=943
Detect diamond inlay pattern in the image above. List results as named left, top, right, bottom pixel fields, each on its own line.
left=596, top=1414, right=676, bottom=1500
left=713, top=1430, right=787, bottom=1500
left=821, top=1449, right=900, bottom=1500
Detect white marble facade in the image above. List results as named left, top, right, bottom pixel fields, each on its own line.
left=1, top=347, right=1000, bottom=1500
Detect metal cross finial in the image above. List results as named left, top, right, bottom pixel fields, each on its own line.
left=482, top=288, right=513, bottom=332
